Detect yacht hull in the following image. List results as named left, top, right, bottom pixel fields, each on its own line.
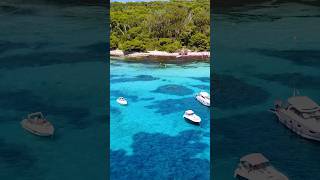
left=196, top=95, right=210, bottom=107
left=184, top=117, right=200, bottom=125
left=117, top=99, right=127, bottom=105
left=21, top=120, right=54, bottom=137
left=234, top=167, right=288, bottom=180
left=22, top=127, right=54, bottom=136
left=274, top=110, right=320, bottom=142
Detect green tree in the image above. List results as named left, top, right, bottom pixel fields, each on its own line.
left=189, top=33, right=209, bottom=51
left=121, top=39, right=146, bottom=53
left=110, top=0, right=210, bottom=53
left=162, top=41, right=182, bottom=53
left=110, top=34, right=119, bottom=50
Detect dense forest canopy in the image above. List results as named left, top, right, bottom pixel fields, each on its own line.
left=110, top=0, right=210, bottom=53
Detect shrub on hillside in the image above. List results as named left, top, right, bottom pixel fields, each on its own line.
left=120, top=39, right=146, bottom=53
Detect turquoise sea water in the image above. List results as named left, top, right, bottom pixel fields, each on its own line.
left=0, top=2, right=107, bottom=180
left=213, top=2, right=320, bottom=179
left=110, top=60, right=210, bottom=179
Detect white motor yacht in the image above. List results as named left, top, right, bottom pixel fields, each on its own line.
left=234, top=153, right=289, bottom=180
left=270, top=91, right=320, bottom=141
left=21, top=112, right=54, bottom=137
left=196, top=91, right=210, bottom=107
left=117, top=97, right=128, bottom=105
left=183, top=110, right=201, bottom=125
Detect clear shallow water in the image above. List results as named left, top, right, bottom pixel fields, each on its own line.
left=110, top=60, right=210, bottom=179
left=213, top=2, right=320, bottom=180
left=0, top=2, right=107, bottom=180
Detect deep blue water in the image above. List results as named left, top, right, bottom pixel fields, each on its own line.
left=0, top=2, right=107, bottom=180
left=213, top=2, right=320, bottom=180
left=110, top=60, right=210, bottom=179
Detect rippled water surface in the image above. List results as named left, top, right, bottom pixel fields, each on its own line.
left=0, top=2, right=107, bottom=180
left=213, top=2, right=320, bottom=180
left=110, top=60, right=210, bottom=179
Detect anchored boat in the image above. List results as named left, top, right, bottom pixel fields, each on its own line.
left=117, top=97, right=128, bottom=105
left=21, top=112, right=54, bottom=137
left=196, top=91, right=210, bottom=107
left=234, top=153, right=289, bottom=180
left=183, top=110, right=201, bottom=125
left=270, top=90, right=320, bottom=141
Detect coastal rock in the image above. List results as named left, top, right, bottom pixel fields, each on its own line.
left=110, top=49, right=124, bottom=57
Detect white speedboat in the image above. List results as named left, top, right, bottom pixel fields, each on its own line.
left=234, top=153, right=289, bottom=180
left=117, top=97, right=128, bottom=105
left=183, top=110, right=201, bottom=125
left=270, top=92, right=320, bottom=141
left=196, top=91, right=210, bottom=107
left=21, top=112, right=54, bottom=137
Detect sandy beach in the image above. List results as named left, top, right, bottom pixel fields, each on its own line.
left=110, top=50, right=210, bottom=61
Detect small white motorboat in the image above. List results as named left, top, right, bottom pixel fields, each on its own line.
left=196, top=91, right=210, bottom=107
left=21, top=112, right=54, bottom=137
left=117, top=97, right=128, bottom=105
left=183, top=110, right=201, bottom=125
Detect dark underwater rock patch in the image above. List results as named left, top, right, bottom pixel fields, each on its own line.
left=212, top=74, right=269, bottom=109
left=146, top=97, right=195, bottom=115
left=0, top=138, right=42, bottom=179
left=192, top=84, right=210, bottom=90
left=252, top=49, right=320, bottom=67
left=110, top=90, right=139, bottom=102
left=190, top=77, right=210, bottom=83
left=110, top=74, right=122, bottom=79
left=256, top=72, right=320, bottom=89
left=152, top=84, right=193, bottom=96
left=0, top=50, right=104, bottom=69
left=0, top=41, right=29, bottom=53
left=0, top=40, right=60, bottom=54
left=79, top=42, right=107, bottom=56
left=111, top=75, right=159, bottom=83
left=223, top=12, right=281, bottom=23
left=140, top=97, right=155, bottom=101
left=0, top=5, right=38, bottom=15
left=110, top=106, right=122, bottom=120
left=91, top=113, right=109, bottom=124
left=0, top=90, right=91, bottom=129
left=111, top=106, right=121, bottom=115
left=110, top=130, right=209, bottom=180
left=204, top=132, right=210, bottom=137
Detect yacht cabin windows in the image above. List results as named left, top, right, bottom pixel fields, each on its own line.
left=289, top=106, right=302, bottom=116
left=252, top=162, right=270, bottom=170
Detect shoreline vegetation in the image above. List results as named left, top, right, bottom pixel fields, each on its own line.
left=110, top=0, right=210, bottom=62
